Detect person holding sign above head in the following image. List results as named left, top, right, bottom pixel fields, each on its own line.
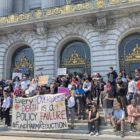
left=67, top=90, right=75, bottom=129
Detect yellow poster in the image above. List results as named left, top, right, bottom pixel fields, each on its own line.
left=38, top=75, right=49, bottom=86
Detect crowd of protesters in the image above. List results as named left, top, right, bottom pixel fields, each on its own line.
left=0, top=67, right=140, bottom=137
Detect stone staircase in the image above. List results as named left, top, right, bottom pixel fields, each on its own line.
left=0, top=98, right=140, bottom=140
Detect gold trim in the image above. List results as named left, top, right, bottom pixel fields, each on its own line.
left=63, top=51, right=88, bottom=66
left=0, top=0, right=140, bottom=25
left=125, top=44, right=140, bottom=62
left=14, top=56, right=33, bottom=72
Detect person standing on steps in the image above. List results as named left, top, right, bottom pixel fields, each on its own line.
left=107, top=67, right=118, bottom=97
left=102, top=81, right=114, bottom=126
left=67, top=90, right=75, bottom=129
left=127, top=76, right=136, bottom=105
left=2, top=90, right=12, bottom=126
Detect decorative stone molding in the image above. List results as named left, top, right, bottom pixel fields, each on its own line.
left=34, top=22, right=47, bottom=50
left=99, top=32, right=107, bottom=47
left=96, top=13, right=107, bottom=32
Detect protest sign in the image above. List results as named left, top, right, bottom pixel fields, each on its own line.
left=38, top=75, right=49, bottom=86
left=57, top=68, right=67, bottom=75
left=12, top=72, right=22, bottom=80
left=12, top=94, right=68, bottom=130
left=58, top=87, right=69, bottom=96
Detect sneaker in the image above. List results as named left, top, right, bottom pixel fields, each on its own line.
left=78, top=116, right=81, bottom=120
left=95, top=132, right=99, bottom=136
left=131, top=127, right=137, bottom=132
left=87, top=131, right=90, bottom=134
left=90, top=132, right=94, bottom=136
left=120, top=131, right=124, bottom=137
left=113, top=127, right=117, bottom=132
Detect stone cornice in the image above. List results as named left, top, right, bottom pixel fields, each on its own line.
left=0, top=1, right=140, bottom=29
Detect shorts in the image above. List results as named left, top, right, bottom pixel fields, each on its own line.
left=103, top=108, right=113, bottom=117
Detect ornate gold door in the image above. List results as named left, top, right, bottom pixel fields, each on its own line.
left=60, top=41, right=91, bottom=75
left=119, top=34, right=140, bottom=76
left=12, top=46, right=34, bottom=77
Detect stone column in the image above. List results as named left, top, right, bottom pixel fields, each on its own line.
left=13, top=0, right=24, bottom=14
left=0, top=0, right=13, bottom=17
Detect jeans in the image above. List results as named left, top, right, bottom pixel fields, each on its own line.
left=3, top=108, right=11, bottom=126
left=88, top=119, right=100, bottom=133
left=127, top=93, right=134, bottom=104
left=67, top=107, right=75, bottom=124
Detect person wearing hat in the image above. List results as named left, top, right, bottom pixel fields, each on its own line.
left=88, top=105, right=100, bottom=136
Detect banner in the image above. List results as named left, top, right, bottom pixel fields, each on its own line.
left=58, top=87, right=69, bottom=96
left=38, top=75, right=49, bottom=86
left=12, top=94, right=68, bottom=130
left=12, top=72, right=22, bottom=80
left=57, top=68, right=67, bottom=76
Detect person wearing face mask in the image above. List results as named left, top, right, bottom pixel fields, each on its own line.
left=107, top=67, right=118, bottom=97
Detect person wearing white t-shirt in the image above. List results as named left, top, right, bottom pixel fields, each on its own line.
left=67, top=90, right=75, bottom=129
left=2, top=91, right=11, bottom=126
left=21, top=76, right=29, bottom=91
left=127, top=76, right=136, bottom=104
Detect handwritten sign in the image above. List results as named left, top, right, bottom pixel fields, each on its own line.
left=58, top=87, right=69, bottom=96
left=12, top=72, right=22, bottom=80
left=57, top=68, right=67, bottom=76
left=12, top=94, right=68, bottom=130
left=38, top=75, right=49, bottom=86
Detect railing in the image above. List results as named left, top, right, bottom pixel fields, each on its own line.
left=0, top=0, right=140, bottom=26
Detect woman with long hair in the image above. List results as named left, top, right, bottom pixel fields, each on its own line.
left=88, top=105, right=100, bottom=136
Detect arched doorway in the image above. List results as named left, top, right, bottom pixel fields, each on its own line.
left=119, top=33, right=140, bottom=76
left=60, top=41, right=91, bottom=75
left=11, top=46, right=34, bottom=77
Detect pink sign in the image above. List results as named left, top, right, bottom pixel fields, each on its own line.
left=58, top=87, right=69, bottom=96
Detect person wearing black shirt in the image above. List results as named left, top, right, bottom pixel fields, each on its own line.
left=107, top=67, right=118, bottom=97
left=88, top=105, right=100, bottom=136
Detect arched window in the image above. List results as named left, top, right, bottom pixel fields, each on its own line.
left=60, top=41, right=91, bottom=75
left=119, top=33, right=140, bottom=76
left=11, top=46, right=34, bottom=77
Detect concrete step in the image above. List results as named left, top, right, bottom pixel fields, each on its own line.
left=0, top=125, right=138, bottom=136
left=36, top=128, right=140, bottom=136
left=0, top=130, right=139, bottom=140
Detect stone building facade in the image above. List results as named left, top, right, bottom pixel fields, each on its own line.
left=0, top=0, right=140, bottom=80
